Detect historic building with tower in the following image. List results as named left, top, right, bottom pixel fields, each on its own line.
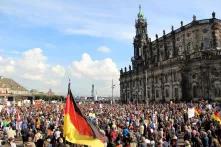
left=120, top=6, right=221, bottom=103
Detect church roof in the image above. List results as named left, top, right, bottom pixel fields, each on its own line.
left=137, top=5, right=144, bottom=19
left=152, top=13, right=221, bottom=43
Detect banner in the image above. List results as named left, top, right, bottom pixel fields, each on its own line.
left=188, top=107, right=195, bottom=118
left=0, top=105, right=4, bottom=112
left=17, top=101, right=22, bottom=107
left=7, top=101, right=11, bottom=106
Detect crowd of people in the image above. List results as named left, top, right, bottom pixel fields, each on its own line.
left=0, top=100, right=221, bottom=147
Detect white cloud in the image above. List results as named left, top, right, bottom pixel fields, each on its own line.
left=70, top=53, right=119, bottom=81
left=96, top=46, right=111, bottom=53
left=69, top=53, right=120, bottom=96
left=0, top=48, right=66, bottom=91
left=0, top=48, right=120, bottom=96
left=15, top=48, right=49, bottom=81
left=52, top=65, right=66, bottom=77
left=0, top=55, right=15, bottom=75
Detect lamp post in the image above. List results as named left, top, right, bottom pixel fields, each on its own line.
left=111, top=79, right=116, bottom=104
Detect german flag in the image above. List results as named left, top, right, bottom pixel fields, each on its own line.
left=195, top=107, right=201, bottom=116
left=211, top=111, right=221, bottom=125
left=63, top=82, right=105, bottom=147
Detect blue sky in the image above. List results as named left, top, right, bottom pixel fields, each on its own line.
left=0, top=0, right=220, bottom=96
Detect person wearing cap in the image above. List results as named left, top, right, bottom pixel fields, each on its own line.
left=170, top=135, right=177, bottom=147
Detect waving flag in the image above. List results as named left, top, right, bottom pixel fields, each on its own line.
left=212, top=111, right=221, bottom=125
left=195, top=107, right=201, bottom=116
left=63, top=81, right=104, bottom=147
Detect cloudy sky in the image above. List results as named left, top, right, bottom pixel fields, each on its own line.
left=0, top=0, right=220, bottom=96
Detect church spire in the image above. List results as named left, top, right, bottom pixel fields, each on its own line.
left=138, top=5, right=144, bottom=19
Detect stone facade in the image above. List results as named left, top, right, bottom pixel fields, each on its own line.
left=120, top=9, right=221, bottom=103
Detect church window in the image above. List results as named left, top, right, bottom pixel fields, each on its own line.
left=174, top=73, right=177, bottom=81
left=139, top=47, right=142, bottom=56
left=148, top=90, right=150, bottom=98
left=215, top=88, right=220, bottom=97
left=202, top=28, right=208, bottom=33
left=187, top=42, right=191, bottom=51
left=192, top=74, right=196, bottom=79
left=165, top=89, right=169, bottom=98
left=193, top=85, right=198, bottom=97
left=187, top=33, right=191, bottom=37
left=165, top=75, right=168, bottom=83
left=156, top=90, right=159, bottom=98
left=203, top=38, right=210, bottom=49
left=176, top=37, right=180, bottom=41
left=175, top=88, right=178, bottom=98
left=201, top=43, right=204, bottom=50
left=155, top=77, right=158, bottom=83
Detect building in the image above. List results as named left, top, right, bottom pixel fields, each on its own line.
left=0, top=76, right=29, bottom=96
left=120, top=6, right=221, bottom=103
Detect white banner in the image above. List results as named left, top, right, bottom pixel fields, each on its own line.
left=0, top=105, right=4, bottom=112
left=17, top=101, right=22, bottom=106
left=188, top=107, right=195, bottom=118
left=7, top=101, right=11, bottom=107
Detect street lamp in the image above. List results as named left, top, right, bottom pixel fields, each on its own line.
left=111, top=79, right=116, bottom=104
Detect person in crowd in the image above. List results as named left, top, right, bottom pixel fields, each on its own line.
left=7, top=126, right=16, bottom=139
left=24, top=137, right=36, bottom=147
left=8, top=137, right=16, bottom=147
left=0, top=100, right=220, bottom=147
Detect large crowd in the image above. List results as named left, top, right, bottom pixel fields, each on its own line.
left=0, top=100, right=221, bottom=147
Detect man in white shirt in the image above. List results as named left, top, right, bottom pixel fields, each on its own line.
left=54, top=129, right=61, bottom=140
left=7, top=126, right=16, bottom=139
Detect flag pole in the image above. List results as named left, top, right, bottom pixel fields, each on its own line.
left=64, top=78, right=70, bottom=147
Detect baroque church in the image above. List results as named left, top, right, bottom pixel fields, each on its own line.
left=120, top=6, right=221, bottom=103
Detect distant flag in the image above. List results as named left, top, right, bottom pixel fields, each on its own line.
left=195, top=107, right=201, bottom=116
left=63, top=81, right=105, bottom=147
left=211, top=111, right=221, bottom=125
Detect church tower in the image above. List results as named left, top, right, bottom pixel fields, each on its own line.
left=132, top=5, right=149, bottom=71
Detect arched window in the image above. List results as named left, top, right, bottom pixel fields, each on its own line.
left=165, top=75, right=168, bottom=83
left=201, top=43, right=204, bottom=50
left=219, top=88, right=221, bottom=96
left=156, top=90, right=159, bottom=98
left=215, top=88, right=219, bottom=97
left=165, top=89, right=169, bottom=98
left=214, top=82, right=221, bottom=97
left=175, top=88, right=178, bottom=98
left=187, top=42, right=191, bottom=52
left=148, top=90, right=150, bottom=98
left=193, top=85, right=198, bottom=97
